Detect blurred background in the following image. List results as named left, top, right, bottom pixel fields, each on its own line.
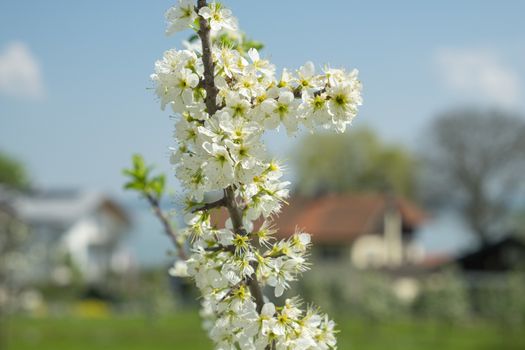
left=1, top=1, right=525, bottom=349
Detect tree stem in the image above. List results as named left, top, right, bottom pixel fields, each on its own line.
left=197, top=0, right=219, bottom=116
left=196, top=0, right=266, bottom=316
left=223, top=187, right=246, bottom=235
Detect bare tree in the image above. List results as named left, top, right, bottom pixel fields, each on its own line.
left=421, top=108, right=525, bottom=246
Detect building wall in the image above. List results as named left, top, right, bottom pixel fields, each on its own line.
left=63, top=209, right=126, bottom=283
left=351, top=234, right=387, bottom=269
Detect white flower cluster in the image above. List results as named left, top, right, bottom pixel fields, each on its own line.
left=182, top=226, right=337, bottom=349
left=153, top=1, right=362, bottom=349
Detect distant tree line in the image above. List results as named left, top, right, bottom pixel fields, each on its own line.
left=293, top=128, right=416, bottom=198
left=294, top=108, right=525, bottom=246
left=0, top=151, right=28, bottom=190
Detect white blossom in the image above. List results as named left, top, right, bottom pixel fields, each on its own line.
left=169, top=260, right=189, bottom=277
left=165, top=0, right=198, bottom=35
left=261, top=90, right=301, bottom=135
left=198, top=2, right=238, bottom=32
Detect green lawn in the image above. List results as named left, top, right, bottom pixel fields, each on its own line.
left=5, top=313, right=525, bottom=350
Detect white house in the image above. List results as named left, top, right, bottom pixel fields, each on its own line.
left=12, top=189, right=132, bottom=285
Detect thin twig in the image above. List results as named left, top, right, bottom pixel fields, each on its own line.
left=205, top=245, right=235, bottom=253
left=145, top=194, right=187, bottom=260
left=191, top=196, right=226, bottom=213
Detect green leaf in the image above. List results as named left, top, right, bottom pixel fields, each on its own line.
left=122, top=154, right=167, bottom=199
left=132, top=154, right=146, bottom=175
left=188, top=33, right=199, bottom=42
left=150, top=175, right=166, bottom=198
left=124, top=181, right=144, bottom=191
left=122, top=168, right=135, bottom=177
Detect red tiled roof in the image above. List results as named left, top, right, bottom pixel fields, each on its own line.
left=210, top=193, right=427, bottom=244
left=420, top=254, right=453, bottom=269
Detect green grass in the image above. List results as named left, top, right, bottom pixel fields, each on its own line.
left=4, top=313, right=525, bottom=350
left=338, top=319, right=524, bottom=350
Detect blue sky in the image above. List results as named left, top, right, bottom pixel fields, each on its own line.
left=1, top=0, right=524, bottom=197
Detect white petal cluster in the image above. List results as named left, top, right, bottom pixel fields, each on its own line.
left=178, top=212, right=336, bottom=349
left=155, top=1, right=362, bottom=349
left=256, top=300, right=338, bottom=350
left=165, top=0, right=198, bottom=35
left=198, top=2, right=238, bottom=33
left=151, top=45, right=362, bottom=202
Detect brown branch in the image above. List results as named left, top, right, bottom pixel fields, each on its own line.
left=197, top=0, right=219, bottom=116
left=223, top=187, right=247, bottom=235
left=218, top=279, right=252, bottom=305
left=314, top=86, right=327, bottom=97
left=248, top=262, right=265, bottom=314
left=145, top=194, right=187, bottom=260
left=224, top=188, right=266, bottom=314
left=205, top=245, right=235, bottom=253
left=292, top=85, right=326, bottom=99
left=264, top=251, right=286, bottom=259
left=191, top=197, right=226, bottom=213
left=196, top=0, right=266, bottom=319
left=292, top=86, right=302, bottom=98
